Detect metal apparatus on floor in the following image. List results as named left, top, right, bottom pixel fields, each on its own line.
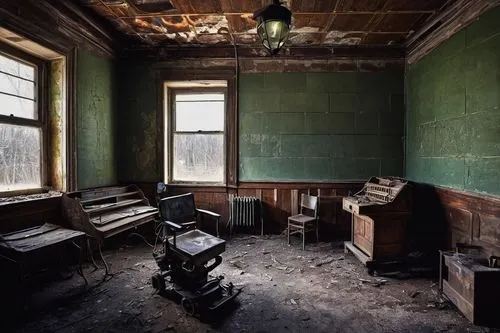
left=151, top=193, right=240, bottom=317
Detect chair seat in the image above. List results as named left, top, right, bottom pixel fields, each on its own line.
left=288, top=214, right=315, bottom=224
left=168, top=229, right=225, bottom=265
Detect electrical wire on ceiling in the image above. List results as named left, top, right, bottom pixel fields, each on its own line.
left=231, top=33, right=239, bottom=183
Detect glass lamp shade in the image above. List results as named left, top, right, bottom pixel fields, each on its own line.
left=253, top=1, right=292, bottom=55
left=256, top=18, right=290, bottom=55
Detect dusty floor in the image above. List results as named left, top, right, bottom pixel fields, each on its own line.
left=1, top=235, right=493, bottom=333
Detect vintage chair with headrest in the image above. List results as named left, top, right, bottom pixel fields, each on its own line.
left=158, top=193, right=221, bottom=237
left=152, top=193, right=239, bottom=316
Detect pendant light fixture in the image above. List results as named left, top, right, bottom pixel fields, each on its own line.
left=253, top=0, right=292, bottom=56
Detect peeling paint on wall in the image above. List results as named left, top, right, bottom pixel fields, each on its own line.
left=77, top=49, right=117, bottom=189
left=49, top=58, right=65, bottom=191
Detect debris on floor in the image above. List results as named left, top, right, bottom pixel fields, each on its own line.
left=1, top=235, right=483, bottom=333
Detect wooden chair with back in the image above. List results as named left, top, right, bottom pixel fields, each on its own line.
left=287, top=193, right=319, bottom=250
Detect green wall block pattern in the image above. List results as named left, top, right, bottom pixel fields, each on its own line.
left=355, top=112, right=379, bottom=134
left=381, top=157, right=404, bottom=177
left=77, top=49, right=116, bottom=189
left=240, top=113, right=262, bottom=134
left=466, top=7, right=500, bottom=47
left=465, top=157, right=500, bottom=194
left=306, top=72, right=358, bottom=93
left=304, top=158, right=333, bottom=179
left=239, top=92, right=279, bottom=113
left=240, top=71, right=404, bottom=181
left=281, top=93, right=329, bottom=113
left=434, top=117, right=467, bottom=156
left=466, top=112, right=500, bottom=156
left=261, top=135, right=281, bottom=157
left=330, top=93, right=358, bottom=113
left=330, top=135, right=354, bottom=157
left=465, top=35, right=500, bottom=114
left=428, top=158, right=465, bottom=189
left=406, top=6, right=500, bottom=196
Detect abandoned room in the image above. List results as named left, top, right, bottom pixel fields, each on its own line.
left=0, top=0, right=500, bottom=332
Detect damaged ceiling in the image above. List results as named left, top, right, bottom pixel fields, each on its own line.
left=75, top=0, right=452, bottom=49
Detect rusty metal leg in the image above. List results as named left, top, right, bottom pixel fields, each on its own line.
left=87, top=237, right=99, bottom=271
left=287, top=221, right=290, bottom=245
left=302, top=229, right=305, bottom=251
left=72, top=240, right=88, bottom=286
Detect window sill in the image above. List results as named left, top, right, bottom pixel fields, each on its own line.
left=166, top=183, right=228, bottom=192
left=0, top=189, right=62, bottom=205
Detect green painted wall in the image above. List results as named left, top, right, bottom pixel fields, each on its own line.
left=406, top=6, right=500, bottom=196
left=116, top=61, right=160, bottom=182
left=77, top=49, right=117, bottom=189
left=239, top=71, right=404, bottom=181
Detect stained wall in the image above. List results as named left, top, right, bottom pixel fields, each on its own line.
left=406, top=6, right=500, bottom=196
left=239, top=71, right=405, bottom=181
left=77, top=49, right=117, bottom=189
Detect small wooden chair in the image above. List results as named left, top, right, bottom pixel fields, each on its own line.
left=287, top=193, right=319, bottom=250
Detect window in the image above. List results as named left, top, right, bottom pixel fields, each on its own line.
left=0, top=51, right=43, bottom=191
left=168, top=88, right=226, bottom=184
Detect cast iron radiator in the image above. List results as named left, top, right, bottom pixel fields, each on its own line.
left=228, top=195, right=263, bottom=238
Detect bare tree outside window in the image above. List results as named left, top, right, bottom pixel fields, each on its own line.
left=0, top=52, right=42, bottom=191
left=171, top=92, right=225, bottom=183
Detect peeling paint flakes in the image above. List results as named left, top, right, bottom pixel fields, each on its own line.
left=337, top=37, right=362, bottom=45
left=178, top=31, right=196, bottom=43
left=324, top=31, right=361, bottom=45
left=291, top=27, right=320, bottom=33
left=192, top=16, right=229, bottom=34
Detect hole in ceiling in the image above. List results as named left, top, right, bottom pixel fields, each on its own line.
left=127, top=0, right=175, bottom=13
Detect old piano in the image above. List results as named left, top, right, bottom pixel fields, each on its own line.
left=343, top=177, right=412, bottom=272
left=61, top=185, right=157, bottom=243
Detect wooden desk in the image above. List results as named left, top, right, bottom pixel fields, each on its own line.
left=0, top=223, right=86, bottom=282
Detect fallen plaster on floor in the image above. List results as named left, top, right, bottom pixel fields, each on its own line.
left=2, top=235, right=486, bottom=333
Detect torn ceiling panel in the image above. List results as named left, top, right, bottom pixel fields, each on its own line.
left=74, top=0, right=452, bottom=48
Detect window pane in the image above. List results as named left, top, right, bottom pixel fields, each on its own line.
left=0, top=93, right=36, bottom=119
left=0, top=124, right=41, bottom=191
left=0, top=54, right=35, bottom=80
left=173, top=134, right=224, bottom=182
left=0, top=72, right=35, bottom=99
left=175, top=100, right=224, bottom=131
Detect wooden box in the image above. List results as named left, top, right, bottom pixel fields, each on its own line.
left=440, top=251, right=500, bottom=327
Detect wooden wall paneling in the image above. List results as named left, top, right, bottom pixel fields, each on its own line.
left=476, top=213, right=500, bottom=256
left=133, top=181, right=364, bottom=238
left=411, top=181, right=500, bottom=258
left=444, top=206, right=473, bottom=246
left=291, top=190, right=299, bottom=216
left=263, top=189, right=282, bottom=234
left=237, top=189, right=258, bottom=197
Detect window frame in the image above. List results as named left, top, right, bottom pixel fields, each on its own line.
left=0, top=42, right=48, bottom=194
left=167, top=87, right=228, bottom=185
